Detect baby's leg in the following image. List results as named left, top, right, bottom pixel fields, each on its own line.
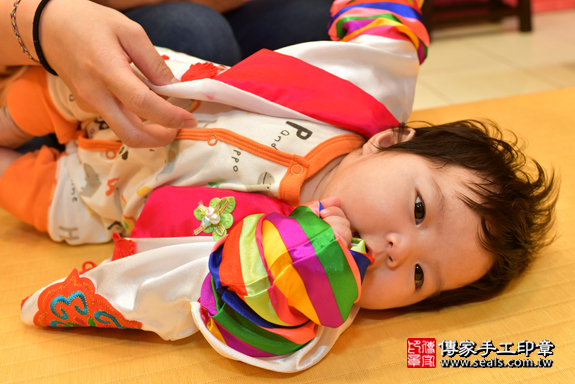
left=0, top=91, right=61, bottom=232
left=0, top=106, right=33, bottom=148
left=0, top=65, right=73, bottom=194
left=0, top=144, right=61, bottom=233
left=7, top=66, right=80, bottom=146
left=0, top=148, right=22, bottom=179
left=0, top=106, right=30, bottom=177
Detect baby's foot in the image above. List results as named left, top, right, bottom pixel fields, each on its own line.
left=0, top=106, right=33, bottom=148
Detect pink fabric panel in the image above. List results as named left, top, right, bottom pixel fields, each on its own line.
left=131, top=186, right=294, bottom=238
left=214, top=49, right=399, bottom=137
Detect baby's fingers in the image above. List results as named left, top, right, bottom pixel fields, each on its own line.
left=320, top=210, right=352, bottom=248
left=320, top=196, right=341, bottom=210
left=320, top=205, right=346, bottom=220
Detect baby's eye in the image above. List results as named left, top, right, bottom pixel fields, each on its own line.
left=414, top=264, right=424, bottom=290
left=414, top=195, right=426, bottom=225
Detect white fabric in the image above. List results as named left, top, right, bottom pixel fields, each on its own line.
left=192, top=303, right=359, bottom=372
left=21, top=236, right=358, bottom=372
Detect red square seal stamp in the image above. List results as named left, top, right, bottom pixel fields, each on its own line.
left=407, top=338, right=436, bottom=368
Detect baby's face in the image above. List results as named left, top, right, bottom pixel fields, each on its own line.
left=321, top=148, right=494, bottom=310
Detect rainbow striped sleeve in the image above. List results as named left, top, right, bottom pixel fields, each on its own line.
left=329, top=0, right=429, bottom=63
left=198, top=204, right=374, bottom=357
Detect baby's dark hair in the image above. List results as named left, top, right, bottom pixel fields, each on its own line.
left=381, top=119, right=558, bottom=310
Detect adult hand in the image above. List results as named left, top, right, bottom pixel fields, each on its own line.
left=319, top=196, right=352, bottom=248
left=95, top=0, right=244, bottom=13
left=40, top=0, right=197, bottom=148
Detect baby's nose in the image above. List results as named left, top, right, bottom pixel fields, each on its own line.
left=385, top=233, right=408, bottom=267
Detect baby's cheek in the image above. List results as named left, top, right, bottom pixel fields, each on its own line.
left=357, top=266, right=415, bottom=310
left=361, top=267, right=385, bottom=292
left=357, top=268, right=382, bottom=306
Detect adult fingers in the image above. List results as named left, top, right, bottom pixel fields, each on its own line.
left=98, top=96, right=179, bottom=148
left=120, top=24, right=179, bottom=87
left=107, top=23, right=198, bottom=129
left=106, top=64, right=197, bottom=130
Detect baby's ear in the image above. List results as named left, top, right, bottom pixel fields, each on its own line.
left=362, top=128, right=415, bottom=155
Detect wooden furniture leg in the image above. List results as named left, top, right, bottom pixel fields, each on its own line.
left=519, top=0, right=533, bottom=32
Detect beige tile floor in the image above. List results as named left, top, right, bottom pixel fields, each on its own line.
left=413, top=9, right=575, bottom=110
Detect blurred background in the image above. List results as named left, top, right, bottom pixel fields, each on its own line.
left=414, top=1, right=575, bottom=110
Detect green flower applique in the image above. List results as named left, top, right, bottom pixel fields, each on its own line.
left=193, top=197, right=236, bottom=241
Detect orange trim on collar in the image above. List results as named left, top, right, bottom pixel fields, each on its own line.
left=305, top=134, right=365, bottom=179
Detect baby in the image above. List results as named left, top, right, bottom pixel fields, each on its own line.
left=0, top=0, right=557, bottom=372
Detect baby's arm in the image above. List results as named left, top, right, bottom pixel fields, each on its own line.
left=0, top=107, right=27, bottom=177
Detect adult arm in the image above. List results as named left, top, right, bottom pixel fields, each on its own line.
left=0, top=0, right=198, bottom=147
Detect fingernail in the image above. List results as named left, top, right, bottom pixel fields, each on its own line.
left=320, top=209, right=329, bottom=217
left=180, top=119, right=197, bottom=129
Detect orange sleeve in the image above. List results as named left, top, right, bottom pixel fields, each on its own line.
left=0, top=146, right=61, bottom=233
left=7, top=66, right=78, bottom=144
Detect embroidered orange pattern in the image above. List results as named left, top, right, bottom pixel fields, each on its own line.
left=33, top=269, right=142, bottom=329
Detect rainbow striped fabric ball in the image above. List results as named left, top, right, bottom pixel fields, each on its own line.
left=199, top=202, right=373, bottom=357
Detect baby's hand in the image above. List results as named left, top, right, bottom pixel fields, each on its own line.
left=319, top=196, right=352, bottom=248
